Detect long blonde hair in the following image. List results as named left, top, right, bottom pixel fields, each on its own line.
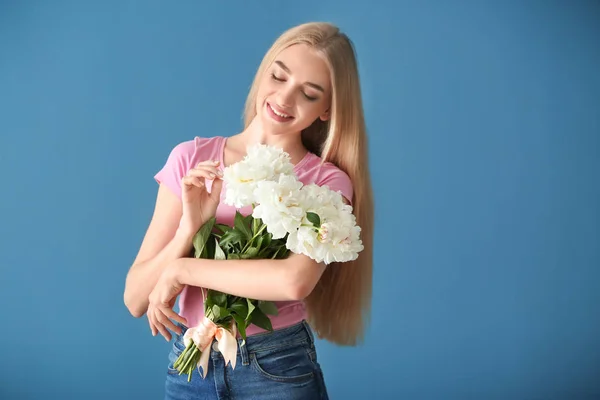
left=243, top=22, right=374, bottom=346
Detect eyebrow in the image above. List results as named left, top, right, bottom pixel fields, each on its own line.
left=274, top=60, right=325, bottom=93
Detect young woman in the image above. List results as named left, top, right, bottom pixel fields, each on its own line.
left=124, top=21, right=374, bottom=400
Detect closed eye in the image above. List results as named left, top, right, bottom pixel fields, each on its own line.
left=271, top=73, right=318, bottom=102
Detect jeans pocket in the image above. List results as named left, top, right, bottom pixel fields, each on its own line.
left=250, top=344, right=316, bottom=384
left=166, top=334, right=187, bottom=375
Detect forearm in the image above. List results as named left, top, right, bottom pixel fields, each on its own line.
left=175, top=257, right=305, bottom=302
left=124, top=229, right=194, bottom=317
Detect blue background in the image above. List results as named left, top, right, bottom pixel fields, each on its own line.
left=1, top=1, right=599, bottom=399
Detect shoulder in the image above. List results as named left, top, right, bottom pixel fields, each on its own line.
left=166, top=136, right=224, bottom=162
left=297, top=152, right=354, bottom=204
left=154, top=136, right=225, bottom=197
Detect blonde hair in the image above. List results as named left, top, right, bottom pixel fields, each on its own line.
left=243, top=22, right=374, bottom=346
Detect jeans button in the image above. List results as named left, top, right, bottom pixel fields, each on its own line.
left=212, top=341, right=219, bottom=352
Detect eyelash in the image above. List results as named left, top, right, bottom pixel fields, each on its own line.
left=270, top=73, right=318, bottom=102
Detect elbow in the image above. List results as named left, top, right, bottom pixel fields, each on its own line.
left=284, top=268, right=316, bottom=301
left=123, top=290, right=146, bottom=318
left=283, top=255, right=324, bottom=301
left=287, top=282, right=313, bottom=301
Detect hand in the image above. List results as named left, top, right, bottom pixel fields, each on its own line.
left=179, top=160, right=224, bottom=236
left=147, top=261, right=188, bottom=341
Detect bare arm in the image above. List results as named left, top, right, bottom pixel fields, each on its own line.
left=169, top=196, right=352, bottom=302
left=173, top=252, right=326, bottom=302
left=124, top=184, right=193, bottom=317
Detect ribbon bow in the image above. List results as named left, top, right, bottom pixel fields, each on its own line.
left=183, top=317, right=238, bottom=379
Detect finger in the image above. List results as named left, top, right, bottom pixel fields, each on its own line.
left=147, top=313, right=154, bottom=336
left=163, top=307, right=188, bottom=327
left=195, top=160, right=220, bottom=167
left=154, top=314, right=172, bottom=342
left=147, top=309, right=158, bottom=336
left=181, top=176, right=205, bottom=189
left=209, top=177, right=223, bottom=199
left=156, top=310, right=183, bottom=336
left=187, top=166, right=223, bottom=180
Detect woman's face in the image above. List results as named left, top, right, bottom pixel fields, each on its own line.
left=256, top=43, right=332, bottom=136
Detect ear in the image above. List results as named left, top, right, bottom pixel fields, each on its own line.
left=319, top=108, right=331, bottom=121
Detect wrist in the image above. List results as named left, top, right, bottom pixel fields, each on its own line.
left=165, top=258, right=183, bottom=284
left=169, top=258, right=187, bottom=285
left=175, top=227, right=196, bottom=243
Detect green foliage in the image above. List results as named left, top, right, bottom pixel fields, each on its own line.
left=173, top=212, right=291, bottom=379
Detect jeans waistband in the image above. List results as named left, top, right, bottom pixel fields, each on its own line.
left=174, top=319, right=315, bottom=355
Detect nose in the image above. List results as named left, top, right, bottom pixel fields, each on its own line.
left=275, top=85, right=295, bottom=108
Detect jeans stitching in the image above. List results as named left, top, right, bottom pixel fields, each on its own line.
left=249, top=353, right=315, bottom=383
left=249, top=338, right=310, bottom=353
left=167, top=343, right=185, bottom=375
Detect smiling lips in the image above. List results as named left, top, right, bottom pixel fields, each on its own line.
left=267, top=102, right=294, bottom=122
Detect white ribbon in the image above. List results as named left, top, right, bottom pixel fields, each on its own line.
left=183, top=317, right=238, bottom=379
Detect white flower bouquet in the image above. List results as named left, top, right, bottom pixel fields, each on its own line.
left=172, top=144, right=364, bottom=381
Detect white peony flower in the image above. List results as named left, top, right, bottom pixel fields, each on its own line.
left=286, top=226, right=319, bottom=258
left=286, top=183, right=364, bottom=264
left=252, top=174, right=304, bottom=239
left=245, top=144, right=295, bottom=177
left=219, top=143, right=364, bottom=265
left=223, top=144, right=296, bottom=208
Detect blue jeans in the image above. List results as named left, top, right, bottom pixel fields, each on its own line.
left=164, top=320, right=330, bottom=400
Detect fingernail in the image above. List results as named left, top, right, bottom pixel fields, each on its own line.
left=213, top=160, right=220, bottom=164
left=217, top=171, right=223, bottom=176
left=209, top=173, right=215, bottom=178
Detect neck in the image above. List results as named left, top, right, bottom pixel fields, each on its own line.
left=235, top=117, right=309, bottom=164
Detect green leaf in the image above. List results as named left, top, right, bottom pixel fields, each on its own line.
left=255, top=236, right=263, bottom=251
left=230, top=300, right=249, bottom=319
left=271, top=246, right=284, bottom=259
left=258, top=301, right=279, bottom=316
left=232, top=314, right=247, bottom=342
left=211, top=304, right=221, bottom=320
left=212, top=305, right=230, bottom=320
left=306, top=212, right=321, bottom=228
left=204, top=295, right=213, bottom=310
left=193, top=218, right=216, bottom=258
left=249, top=307, right=273, bottom=332
left=227, top=253, right=241, bottom=260
left=204, top=233, right=216, bottom=259
left=209, top=290, right=227, bottom=307
left=252, top=217, right=261, bottom=236
left=219, top=230, right=246, bottom=248
left=214, top=239, right=226, bottom=260
left=214, top=224, right=233, bottom=234
left=227, top=295, right=241, bottom=307
left=246, top=298, right=256, bottom=319
left=235, top=212, right=253, bottom=240
left=241, top=246, right=259, bottom=259
left=244, top=214, right=254, bottom=229
left=261, top=232, right=272, bottom=249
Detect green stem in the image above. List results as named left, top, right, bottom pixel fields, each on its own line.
left=174, top=344, right=188, bottom=369
left=177, top=340, right=197, bottom=370
left=180, top=346, right=199, bottom=375
left=252, top=215, right=260, bottom=235
left=242, top=224, right=267, bottom=253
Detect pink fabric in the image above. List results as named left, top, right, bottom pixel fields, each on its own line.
left=154, top=136, right=353, bottom=336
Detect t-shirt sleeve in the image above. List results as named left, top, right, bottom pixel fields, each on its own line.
left=319, top=167, right=354, bottom=205
left=154, top=140, right=197, bottom=199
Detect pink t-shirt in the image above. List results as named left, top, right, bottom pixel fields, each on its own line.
left=154, top=136, right=353, bottom=336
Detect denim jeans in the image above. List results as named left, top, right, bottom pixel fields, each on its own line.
left=164, top=320, right=329, bottom=400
